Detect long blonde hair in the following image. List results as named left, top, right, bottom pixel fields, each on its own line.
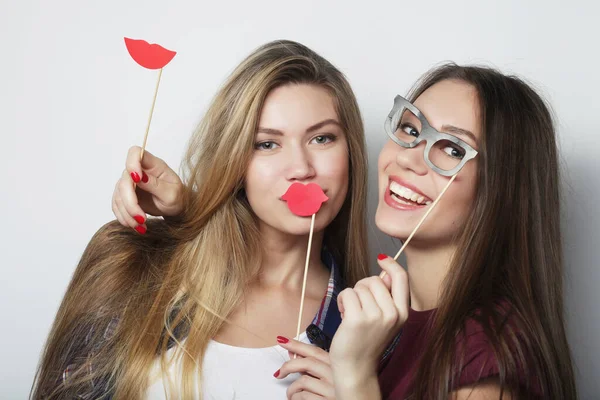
left=32, top=40, right=369, bottom=399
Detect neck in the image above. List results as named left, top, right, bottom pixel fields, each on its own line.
left=256, top=222, right=327, bottom=295
left=403, top=241, right=456, bottom=311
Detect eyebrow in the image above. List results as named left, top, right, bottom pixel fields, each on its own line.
left=440, top=124, right=478, bottom=144
left=257, top=119, right=342, bottom=136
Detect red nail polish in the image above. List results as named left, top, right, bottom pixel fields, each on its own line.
left=130, top=172, right=141, bottom=183
left=142, top=171, right=149, bottom=183
left=378, top=253, right=388, bottom=260
left=276, top=336, right=289, bottom=344
left=135, top=225, right=147, bottom=234
left=134, top=215, right=145, bottom=224
left=273, top=369, right=280, bottom=378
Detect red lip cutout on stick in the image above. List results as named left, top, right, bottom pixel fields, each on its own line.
left=124, top=38, right=177, bottom=69
left=282, top=183, right=328, bottom=217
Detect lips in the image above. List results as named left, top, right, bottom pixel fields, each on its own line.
left=388, top=176, right=429, bottom=199
left=389, top=181, right=432, bottom=205
left=385, top=189, right=426, bottom=211
left=281, top=183, right=329, bottom=217
left=384, top=176, right=432, bottom=211
left=124, top=37, right=177, bottom=70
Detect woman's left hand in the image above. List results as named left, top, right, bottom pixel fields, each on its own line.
left=275, top=337, right=336, bottom=400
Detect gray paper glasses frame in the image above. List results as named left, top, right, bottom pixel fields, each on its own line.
left=384, top=95, right=479, bottom=177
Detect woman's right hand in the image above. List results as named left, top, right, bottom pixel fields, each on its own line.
left=112, top=146, right=184, bottom=233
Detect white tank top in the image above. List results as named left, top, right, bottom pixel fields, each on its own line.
left=146, top=332, right=310, bottom=399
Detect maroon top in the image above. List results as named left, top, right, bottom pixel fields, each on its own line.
left=378, top=307, right=542, bottom=399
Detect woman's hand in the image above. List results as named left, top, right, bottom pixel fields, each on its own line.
left=329, top=255, right=410, bottom=399
left=275, top=337, right=336, bottom=400
left=112, top=146, right=184, bottom=233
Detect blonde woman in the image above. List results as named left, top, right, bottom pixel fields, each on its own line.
left=32, top=40, right=369, bottom=399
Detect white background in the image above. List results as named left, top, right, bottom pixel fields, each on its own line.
left=2, top=0, right=599, bottom=398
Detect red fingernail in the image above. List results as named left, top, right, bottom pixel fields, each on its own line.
left=130, top=172, right=141, bottom=183
left=134, top=215, right=145, bottom=224
left=142, top=171, right=149, bottom=183
left=273, top=369, right=280, bottom=378
left=135, top=225, right=147, bottom=234
left=276, top=336, right=289, bottom=344
left=378, top=253, right=388, bottom=260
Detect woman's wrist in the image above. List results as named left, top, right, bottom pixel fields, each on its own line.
left=332, top=360, right=381, bottom=400
left=333, top=370, right=381, bottom=400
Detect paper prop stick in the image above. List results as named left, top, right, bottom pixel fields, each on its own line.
left=282, top=183, right=328, bottom=346
left=124, top=37, right=177, bottom=160
left=380, top=174, right=457, bottom=278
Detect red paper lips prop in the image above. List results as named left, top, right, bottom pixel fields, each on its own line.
left=282, top=183, right=328, bottom=217
left=124, top=37, right=177, bottom=70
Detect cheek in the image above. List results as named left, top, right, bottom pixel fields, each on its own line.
left=378, top=141, right=399, bottom=170
left=440, top=167, right=478, bottom=221
left=315, top=147, right=349, bottom=182
left=245, top=157, right=278, bottom=193
left=378, top=142, right=396, bottom=181
left=458, top=163, right=478, bottom=200
left=450, top=185, right=474, bottom=214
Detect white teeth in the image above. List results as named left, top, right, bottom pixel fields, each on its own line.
left=389, top=181, right=430, bottom=205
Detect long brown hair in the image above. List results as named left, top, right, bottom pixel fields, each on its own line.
left=408, top=64, right=577, bottom=399
left=32, top=40, right=369, bottom=399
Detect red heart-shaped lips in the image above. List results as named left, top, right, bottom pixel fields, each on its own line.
left=281, top=183, right=329, bottom=217
left=124, top=37, right=177, bottom=70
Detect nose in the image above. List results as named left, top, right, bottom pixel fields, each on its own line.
left=285, top=145, right=316, bottom=181
left=394, top=141, right=428, bottom=176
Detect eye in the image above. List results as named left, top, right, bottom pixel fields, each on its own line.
left=311, top=134, right=335, bottom=145
left=443, top=145, right=466, bottom=159
left=255, top=141, right=280, bottom=151
left=400, top=123, right=420, bottom=137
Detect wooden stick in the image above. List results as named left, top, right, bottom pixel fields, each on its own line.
left=294, top=213, right=316, bottom=356
left=140, top=67, right=163, bottom=161
left=380, top=174, right=457, bottom=278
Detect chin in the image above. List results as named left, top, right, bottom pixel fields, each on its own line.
left=375, top=205, right=411, bottom=240
left=281, top=221, right=316, bottom=236
left=376, top=206, right=464, bottom=247
left=264, top=214, right=329, bottom=237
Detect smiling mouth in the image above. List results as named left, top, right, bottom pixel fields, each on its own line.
left=388, top=181, right=432, bottom=207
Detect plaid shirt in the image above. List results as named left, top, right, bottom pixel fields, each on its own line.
left=304, top=249, right=344, bottom=351
left=59, top=249, right=347, bottom=399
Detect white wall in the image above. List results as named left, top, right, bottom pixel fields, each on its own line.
left=2, top=0, right=598, bottom=397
